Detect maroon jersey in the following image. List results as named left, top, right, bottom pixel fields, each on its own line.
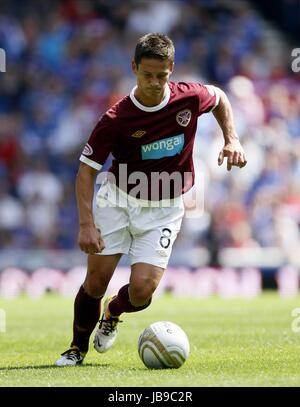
left=80, top=81, right=219, bottom=200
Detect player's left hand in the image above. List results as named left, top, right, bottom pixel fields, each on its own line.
left=218, top=139, right=247, bottom=171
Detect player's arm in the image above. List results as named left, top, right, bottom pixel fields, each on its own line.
left=212, top=88, right=247, bottom=171
left=76, top=162, right=105, bottom=254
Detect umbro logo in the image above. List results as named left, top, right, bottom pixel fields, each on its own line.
left=131, top=130, right=146, bottom=138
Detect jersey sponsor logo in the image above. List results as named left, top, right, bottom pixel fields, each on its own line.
left=141, top=134, right=184, bottom=160
left=176, top=109, right=192, bottom=127
left=82, top=143, right=93, bottom=156
left=131, top=130, right=146, bottom=138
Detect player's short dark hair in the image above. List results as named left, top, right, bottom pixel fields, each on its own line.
left=134, top=33, right=175, bottom=66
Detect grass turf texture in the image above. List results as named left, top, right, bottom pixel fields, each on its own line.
left=0, top=292, right=300, bottom=387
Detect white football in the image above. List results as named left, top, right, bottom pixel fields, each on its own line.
left=138, top=321, right=190, bottom=369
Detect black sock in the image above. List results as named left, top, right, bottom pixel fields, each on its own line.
left=71, top=285, right=102, bottom=352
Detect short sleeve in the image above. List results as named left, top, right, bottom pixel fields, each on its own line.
left=79, top=113, right=117, bottom=171
left=194, top=84, right=220, bottom=115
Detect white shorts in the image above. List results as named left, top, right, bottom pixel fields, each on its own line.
left=94, top=181, right=185, bottom=269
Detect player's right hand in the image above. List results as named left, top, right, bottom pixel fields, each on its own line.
left=78, top=225, right=105, bottom=255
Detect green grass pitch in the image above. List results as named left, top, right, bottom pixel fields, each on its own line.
left=0, top=292, right=300, bottom=387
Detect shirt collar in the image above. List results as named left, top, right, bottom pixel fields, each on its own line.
left=129, top=84, right=171, bottom=112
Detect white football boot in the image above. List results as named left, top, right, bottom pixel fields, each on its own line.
left=93, top=295, right=122, bottom=353
left=55, top=347, right=86, bottom=366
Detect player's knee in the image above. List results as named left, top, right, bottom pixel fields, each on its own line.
left=84, top=269, right=109, bottom=298
left=83, top=281, right=104, bottom=298
left=129, top=279, right=157, bottom=306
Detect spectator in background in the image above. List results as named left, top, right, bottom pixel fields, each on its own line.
left=0, top=181, right=25, bottom=248
left=17, top=158, right=63, bottom=205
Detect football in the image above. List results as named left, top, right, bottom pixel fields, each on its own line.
left=138, top=321, right=190, bottom=369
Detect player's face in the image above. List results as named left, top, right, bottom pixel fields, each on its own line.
left=132, top=58, right=174, bottom=106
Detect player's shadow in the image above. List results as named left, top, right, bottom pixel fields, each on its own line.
left=0, top=363, right=111, bottom=371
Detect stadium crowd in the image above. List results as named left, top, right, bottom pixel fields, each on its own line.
left=0, top=0, right=299, bottom=266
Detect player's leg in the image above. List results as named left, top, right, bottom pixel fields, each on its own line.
left=66, top=180, right=131, bottom=359
left=72, top=253, right=122, bottom=349
left=129, top=263, right=164, bottom=305
left=107, top=263, right=164, bottom=314
left=93, top=263, right=164, bottom=354
left=55, top=253, right=121, bottom=366
left=94, top=204, right=185, bottom=353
